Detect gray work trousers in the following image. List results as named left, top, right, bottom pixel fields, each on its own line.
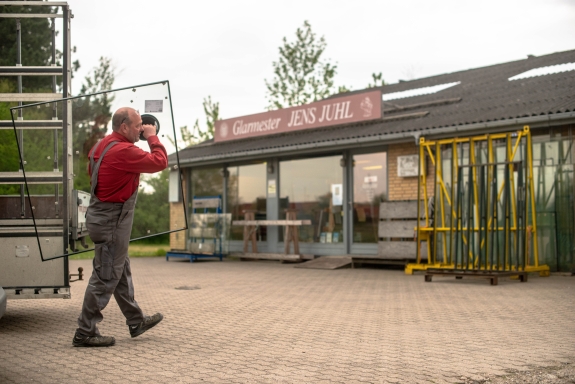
left=76, top=194, right=145, bottom=336
left=77, top=139, right=146, bottom=336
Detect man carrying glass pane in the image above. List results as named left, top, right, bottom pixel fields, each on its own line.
left=73, top=107, right=167, bottom=347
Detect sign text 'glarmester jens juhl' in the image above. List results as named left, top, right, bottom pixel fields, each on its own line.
left=214, top=90, right=382, bottom=143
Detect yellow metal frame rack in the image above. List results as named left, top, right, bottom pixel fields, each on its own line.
left=405, top=126, right=550, bottom=276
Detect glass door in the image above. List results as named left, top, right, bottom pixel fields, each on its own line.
left=352, top=152, right=387, bottom=243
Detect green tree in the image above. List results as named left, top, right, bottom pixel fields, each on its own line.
left=72, top=57, right=116, bottom=192
left=0, top=80, right=19, bottom=194
left=1, top=4, right=60, bottom=187
left=0, top=5, right=81, bottom=195
left=367, top=72, right=386, bottom=88
left=265, top=20, right=337, bottom=110
left=337, top=85, right=351, bottom=94
left=169, top=96, right=220, bottom=149
left=132, top=169, right=170, bottom=243
left=0, top=4, right=80, bottom=92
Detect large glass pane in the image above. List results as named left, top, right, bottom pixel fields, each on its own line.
left=533, top=138, right=575, bottom=272
left=11, top=81, right=185, bottom=260
left=227, top=163, right=267, bottom=241
left=353, top=152, right=387, bottom=243
left=280, top=156, right=343, bottom=243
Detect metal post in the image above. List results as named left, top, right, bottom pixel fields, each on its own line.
left=526, top=127, right=539, bottom=267
left=438, top=144, right=448, bottom=263
left=503, top=164, right=510, bottom=271
left=344, top=151, right=353, bottom=255
left=515, top=161, right=520, bottom=270
left=16, top=18, right=26, bottom=218
left=454, top=166, right=463, bottom=268
left=523, top=140, right=530, bottom=270
left=469, top=139, right=478, bottom=269
left=51, top=18, right=60, bottom=217
left=492, top=165, right=498, bottom=269
left=62, top=6, right=70, bottom=272
left=486, top=136, right=493, bottom=270
left=415, top=141, right=430, bottom=264
left=507, top=135, right=519, bottom=266
left=433, top=143, right=439, bottom=265
left=466, top=177, right=472, bottom=270
left=449, top=141, right=458, bottom=265
left=478, top=164, right=486, bottom=270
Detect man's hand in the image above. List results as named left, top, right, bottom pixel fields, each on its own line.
left=142, top=124, right=156, bottom=140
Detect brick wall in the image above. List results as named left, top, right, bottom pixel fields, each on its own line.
left=170, top=171, right=187, bottom=250
left=387, top=142, right=435, bottom=201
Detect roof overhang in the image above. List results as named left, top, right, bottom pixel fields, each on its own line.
left=170, top=111, right=575, bottom=168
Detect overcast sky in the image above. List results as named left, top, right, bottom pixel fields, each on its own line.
left=64, top=0, right=575, bottom=134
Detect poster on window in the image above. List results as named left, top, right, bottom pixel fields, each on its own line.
left=331, top=184, right=343, bottom=206
left=267, top=179, right=276, bottom=195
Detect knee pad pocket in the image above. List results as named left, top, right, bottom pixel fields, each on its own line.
left=96, top=244, right=114, bottom=281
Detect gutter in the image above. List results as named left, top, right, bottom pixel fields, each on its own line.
left=171, top=112, right=575, bottom=167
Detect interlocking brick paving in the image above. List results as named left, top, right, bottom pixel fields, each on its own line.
left=1, top=257, right=574, bottom=383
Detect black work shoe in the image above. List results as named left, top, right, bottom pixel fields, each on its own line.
left=129, top=313, right=163, bottom=338
left=73, top=332, right=115, bottom=347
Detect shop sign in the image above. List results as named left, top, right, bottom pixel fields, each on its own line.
left=397, top=155, right=419, bottom=177
left=364, top=176, right=377, bottom=183
left=214, top=90, right=382, bottom=143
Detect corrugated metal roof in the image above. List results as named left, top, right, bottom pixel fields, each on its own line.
left=171, top=49, right=575, bottom=165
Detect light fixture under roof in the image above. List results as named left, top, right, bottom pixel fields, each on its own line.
left=508, top=62, right=575, bottom=81
left=382, top=82, right=460, bottom=101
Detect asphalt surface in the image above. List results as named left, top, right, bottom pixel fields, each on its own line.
left=1, top=257, right=574, bottom=383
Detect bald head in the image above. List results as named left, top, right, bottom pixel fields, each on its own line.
left=111, top=107, right=145, bottom=143
left=112, top=107, right=139, bottom=132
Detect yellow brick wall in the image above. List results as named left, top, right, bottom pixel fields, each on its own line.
left=170, top=171, right=187, bottom=250
left=387, top=142, right=435, bottom=201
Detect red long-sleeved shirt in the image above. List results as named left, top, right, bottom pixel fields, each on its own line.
left=88, top=132, right=168, bottom=202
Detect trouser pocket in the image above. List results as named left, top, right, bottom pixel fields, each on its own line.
left=95, top=243, right=113, bottom=281
left=118, top=206, right=134, bottom=227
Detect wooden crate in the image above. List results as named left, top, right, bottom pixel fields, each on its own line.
left=377, top=201, right=427, bottom=260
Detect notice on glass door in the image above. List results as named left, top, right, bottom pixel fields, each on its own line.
left=267, top=179, right=276, bottom=196
left=331, top=184, right=343, bottom=206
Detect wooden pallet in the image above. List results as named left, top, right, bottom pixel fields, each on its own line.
left=424, top=269, right=528, bottom=285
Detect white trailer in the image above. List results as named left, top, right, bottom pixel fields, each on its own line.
left=0, top=2, right=78, bottom=318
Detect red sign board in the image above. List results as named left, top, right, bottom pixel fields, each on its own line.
left=214, top=90, right=382, bottom=143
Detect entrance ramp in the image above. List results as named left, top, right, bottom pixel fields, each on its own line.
left=295, top=256, right=352, bottom=270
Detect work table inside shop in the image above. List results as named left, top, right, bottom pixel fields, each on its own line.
left=232, top=220, right=311, bottom=226
left=232, top=210, right=312, bottom=261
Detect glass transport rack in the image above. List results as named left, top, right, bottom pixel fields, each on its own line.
left=0, top=2, right=73, bottom=301
left=406, top=127, right=550, bottom=285
left=166, top=196, right=231, bottom=262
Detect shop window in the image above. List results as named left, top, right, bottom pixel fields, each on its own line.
left=227, top=163, right=267, bottom=241
left=280, top=156, right=343, bottom=243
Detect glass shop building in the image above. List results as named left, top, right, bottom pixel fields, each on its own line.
left=168, top=49, right=575, bottom=272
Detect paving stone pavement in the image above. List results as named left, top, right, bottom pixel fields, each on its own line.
left=0, top=257, right=574, bottom=383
